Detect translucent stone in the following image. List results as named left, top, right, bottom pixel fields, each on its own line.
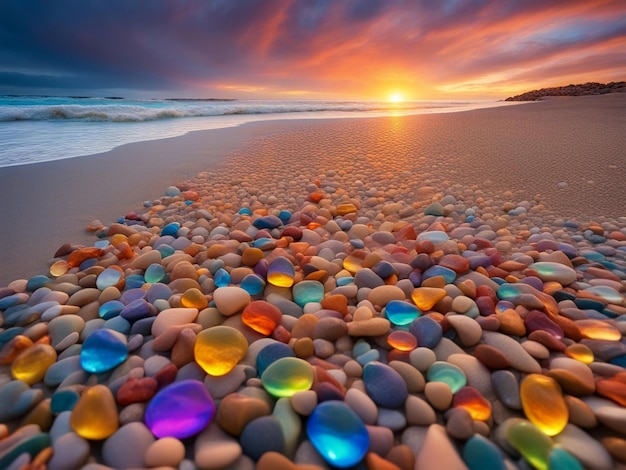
left=583, top=285, right=624, bottom=304
left=565, top=344, right=594, bottom=364
left=520, top=374, right=568, bottom=436
left=387, top=330, right=417, bottom=351
left=80, top=329, right=128, bottom=374
left=214, top=268, right=231, bottom=288
left=307, top=400, right=369, bottom=468
left=144, top=263, right=166, bottom=283
left=96, top=266, right=126, bottom=290
left=181, top=288, right=208, bottom=309
left=426, top=361, right=466, bottom=393
left=242, top=300, right=283, bottom=335
left=266, top=257, right=295, bottom=288
left=292, top=280, right=324, bottom=307
left=343, top=255, right=364, bottom=274
left=98, top=300, right=124, bottom=320
left=575, top=319, right=621, bottom=341
left=70, top=384, right=119, bottom=440
left=385, top=300, right=421, bottom=326
left=463, top=434, right=507, bottom=470
left=194, top=326, right=248, bottom=376
left=144, top=380, right=215, bottom=439
left=549, top=447, right=584, bottom=470
left=411, top=287, right=447, bottom=311
left=452, top=386, right=492, bottom=421
left=417, top=231, right=449, bottom=243
left=529, top=262, right=577, bottom=285
left=11, top=344, right=57, bottom=385
left=240, top=273, right=266, bottom=295
left=50, top=260, right=70, bottom=277
left=506, top=419, right=553, bottom=470
left=261, top=357, right=314, bottom=398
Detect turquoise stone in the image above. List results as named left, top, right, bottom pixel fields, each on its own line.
left=549, top=447, right=584, bottom=470
left=161, top=222, right=180, bottom=237
left=214, top=268, right=231, bottom=287
left=529, top=262, right=577, bottom=285
left=241, top=273, right=266, bottom=295
left=0, top=433, right=51, bottom=469
left=384, top=300, right=421, bottom=326
left=307, top=400, right=369, bottom=468
left=261, top=357, right=314, bottom=397
left=292, top=280, right=324, bottom=307
left=125, top=274, right=145, bottom=289
left=157, top=245, right=175, bottom=258
left=80, top=329, right=128, bottom=373
left=426, top=361, right=466, bottom=393
left=144, top=380, right=216, bottom=439
left=26, top=275, right=52, bottom=291
left=238, top=207, right=252, bottom=215
left=422, top=265, right=456, bottom=283
left=98, top=300, right=124, bottom=320
left=278, top=210, right=292, bottom=223
left=336, top=276, right=354, bottom=286
left=463, top=434, right=507, bottom=470
left=145, top=263, right=166, bottom=283
left=51, top=389, right=80, bottom=414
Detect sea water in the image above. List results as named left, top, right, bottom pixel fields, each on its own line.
left=0, top=96, right=519, bottom=167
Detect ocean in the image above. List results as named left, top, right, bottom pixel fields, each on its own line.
left=0, top=96, right=519, bottom=167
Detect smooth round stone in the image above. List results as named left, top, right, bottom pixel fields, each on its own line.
left=423, top=265, right=457, bottom=284
left=214, top=268, right=231, bottom=288
left=194, top=423, right=243, bottom=469
left=216, top=393, right=272, bottom=436
left=240, top=416, right=285, bottom=460
left=242, top=300, right=283, bottom=335
left=256, top=342, right=295, bottom=376
left=144, top=263, right=166, bottom=283
left=267, top=257, right=296, bottom=287
left=50, top=389, right=80, bottom=414
left=446, top=315, right=482, bottom=346
left=307, top=400, right=369, bottom=468
left=145, top=380, right=216, bottom=439
left=99, top=300, right=124, bottom=320
left=253, top=215, right=283, bottom=229
left=261, top=357, right=314, bottom=398
left=212, top=286, right=251, bottom=316
left=151, top=307, right=198, bottom=336
left=194, top=326, right=248, bottom=376
left=181, top=288, right=209, bottom=309
left=96, top=266, right=125, bottom=290
left=80, top=328, right=128, bottom=374
left=427, top=361, right=467, bottom=394
left=492, top=370, right=522, bottom=410
left=411, top=287, right=447, bottom=311
left=529, top=262, right=577, bottom=285
left=584, top=285, right=624, bottom=304
left=452, top=386, right=491, bottom=421
left=520, top=374, right=569, bottom=436
left=417, top=231, right=449, bottom=243
left=144, top=437, right=186, bottom=468
left=47, top=432, right=90, bottom=470
left=11, top=343, right=57, bottom=385
left=293, top=280, right=324, bottom=307
left=102, top=422, right=155, bottom=469
left=388, top=330, right=418, bottom=351
left=241, top=273, right=266, bottom=295
left=385, top=300, right=421, bottom=326
left=506, top=419, right=553, bottom=470
left=549, top=447, right=584, bottom=470
left=70, top=384, right=119, bottom=440
left=409, top=316, right=443, bottom=349
left=363, top=361, right=408, bottom=408
left=463, top=434, right=507, bottom=470
left=481, top=331, right=541, bottom=374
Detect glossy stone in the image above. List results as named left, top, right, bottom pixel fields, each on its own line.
left=506, top=419, right=553, bottom=470
left=549, top=447, right=584, bottom=470
left=292, top=280, right=324, bottom=307
left=529, top=262, right=577, bottom=285
left=240, top=273, right=266, bottom=295
left=11, top=343, right=57, bottom=385
left=385, top=300, right=421, bottom=326
left=194, top=326, right=248, bottom=376
left=70, top=384, right=119, bottom=440
left=98, top=300, right=124, bottom=320
left=409, top=316, right=443, bottom=349
left=80, top=329, right=128, bottom=374
left=452, top=386, right=491, bottom=421
left=145, top=380, right=216, bottom=439
left=520, top=374, right=568, bottom=436
left=306, top=400, right=369, bottom=468
left=427, top=361, right=467, bottom=394
left=363, top=361, right=408, bottom=408
left=144, top=263, right=166, bottom=283
left=261, top=357, right=314, bottom=398
left=267, top=257, right=296, bottom=287
left=181, top=288, right=208, bottom=309
left=242, top=300, right=282, bottom=335
left=411, top=287, right=447, bottom=311
left=96, top=266, right=125, bottom=290
left=463, top=434, right=507, bottom=470
left=387, top=330, right=418, bottom=351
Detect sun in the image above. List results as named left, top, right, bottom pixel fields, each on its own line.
left=388, top=92, right=404, bottom=103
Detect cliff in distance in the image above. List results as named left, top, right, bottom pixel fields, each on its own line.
left=505, top=81, right=626, bottom=101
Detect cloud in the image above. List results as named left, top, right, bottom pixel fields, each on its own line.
left=0, top=0, right=624, bottom=98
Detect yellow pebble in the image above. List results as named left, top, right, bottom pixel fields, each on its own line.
left=520, top=374, right=568, bottom=436
left=11, top=344, right=57, bottom=385
left=70, top=384, right=119, bottom=440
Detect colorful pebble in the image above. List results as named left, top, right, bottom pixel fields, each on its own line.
left=80, top=329, right=128, bottom=374
left=194, top=326, right=248, bottom=376
left=520, top=374, right=569, bottom=436
left=261, top=357, right=314, bottom=397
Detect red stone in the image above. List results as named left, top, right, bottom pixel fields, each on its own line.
left=116, top=377, right=158, bottom=405
left=474, top=344, right=510, bottom=369
left=527, top=330, right=567, bottom=352
left=438, top=254, right=470, bottom=274
left=154, top=363, right=178, bottom=389
left=281, top=226, right=303, bottom=240
left=597, top=376, right=626, bottom=406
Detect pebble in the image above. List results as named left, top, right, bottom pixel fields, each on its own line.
left=101, top=422, right=155, bottom=469
left=80, top=328, right=128, bottom=373
left=70, top=384, right=119, bottom=440
left=261, top=357, right=314, bottom=397
left=194, top=325, right=248, bottom=376
left=363, top=361, right=408, bottom=408
left=520, top=374, right=569, bottom=436
left=144, top=437, right=186, bottom=468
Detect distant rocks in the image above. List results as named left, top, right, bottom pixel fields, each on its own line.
left=505, top=81, right=626, bottom=101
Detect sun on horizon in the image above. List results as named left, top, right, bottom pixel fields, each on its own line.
left=388, top=92, right=404, bottom=103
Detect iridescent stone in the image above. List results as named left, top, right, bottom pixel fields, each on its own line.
left=292, top=280, right=324, bottom=307
left=385, top=300, right=421, bottom=326
left=80, top=329, right=128, bottom=374
left=452, top=386, right=491, bottom=421
left=181, top=288, right=208, bottom=309
left=214, top=268, right=231, bottom=287
left=11, top=344, right=57, bottom=385
left=528, top=262, right=577, bottom=285
left=426, top=361, right=466, bottom=393
left=98, top=300, right=124, bottom=320
left=520, top=374, right=568, bottom=436
left=506, top=419, right=553, bottom=470
left=306, top=400, right=369, bottom=468
left=242, top=300, right=282, bottom=335
left=267, top=257, right=296, bottom=287
left=144, top=263, right=166, bottom=283
left=261, top=357, right=314, bottom=398
left=96, top=266, right=126, bottom=290
left=70, top=384, right=119, bottom=440
left=575, top=319, right=621, bottom=341
left=144, top=380, right=215, bottom=439
left=194, top=326, right=248, bottom=376
left=583, top=285, right=624, bottom=304
left=387, top=330, right=417, bottom=351
left=411, top=287, right=447, bottom=311
left=240, top=273, right=266, bottom=295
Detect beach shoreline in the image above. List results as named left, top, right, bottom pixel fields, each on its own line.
left=1, top=93, right=625, bottom=286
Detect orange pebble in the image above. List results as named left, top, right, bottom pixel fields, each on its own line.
left=67, top=247, right=105, bottom=267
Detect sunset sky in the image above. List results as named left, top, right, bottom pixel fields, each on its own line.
left=1, top=0, right=625, bottom=100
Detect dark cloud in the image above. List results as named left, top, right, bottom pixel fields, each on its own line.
left=0, top=0, right=624, bottom=98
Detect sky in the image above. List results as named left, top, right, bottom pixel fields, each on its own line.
left=0, top=0, right=625, bottom=100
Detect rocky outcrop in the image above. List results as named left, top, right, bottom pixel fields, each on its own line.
left=505, top=81, right=626, bottom=101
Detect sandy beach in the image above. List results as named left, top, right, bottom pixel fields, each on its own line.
left=1, top=94, right=624, bottom=286
left=1, top=94, right=626, bottom=469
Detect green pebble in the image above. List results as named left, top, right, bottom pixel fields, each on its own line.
left=506, top=420, right=553, bottom=470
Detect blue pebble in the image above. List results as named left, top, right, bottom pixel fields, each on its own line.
left=130, top=317, right=156, bottom=336
left=161, top=222, right=180, bottom=237
left=422, top=265, right=456, bottom=283
left=463, top=434, right=507, bottom=470
left=278, top=210, right=292, bottom=223
left=240, top=416, right=284, bottom=461
left=146, top=283, right=172, bottom=303
left=349, top=239, right=365, bottom=249
left=252, top=237, right=274, bottom=249
left=125, top=274, right=145, bottom=289
left=253, top=215, right=283, bottom=229
left=157, top=244, right=175, bottom=258
left=99, top=300, right=124, bottom=320
left=240, top=274, right=266, bottom=296
left=0, top=327, right=25, bottom=347
left=119, top=288, right=147, bottom=304
left=120, top=298, right=152, bottom=322
left=363, top=361, right=408, bottom=408
left=371, top=261, right=396, bottom=279
left=80, top=329, right=128, bottom=373
left=256, top=342, right=295, bottom=376
left=307, top=401, right=369, bottom=468
left=336, top=276, right=354, bottom=286
left=238, top=207, right=252, bottom=215
left=549, top=447, right=584, bottom=470
left=214, top=268, right=231, bottom=288
left=26, top=275, right=52, bottom=291
left=103, top=315, right=131, bottom=335
left=409, top=316, right=442, bottom=349
left=51, top=389, right=80, bottom=414
left=0, top=295, right=25, bottom=311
